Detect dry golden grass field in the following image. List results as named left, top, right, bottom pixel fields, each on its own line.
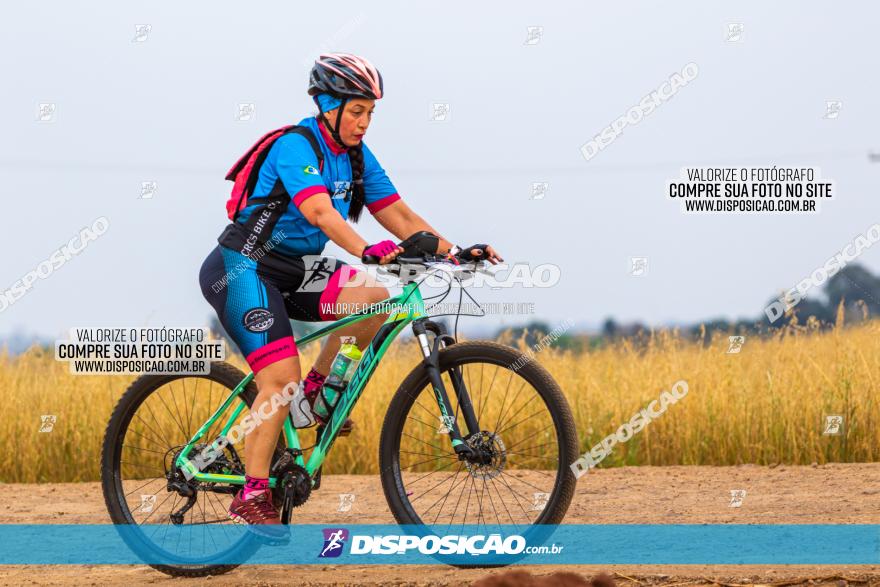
left=1, top=320, right=878, bottom=483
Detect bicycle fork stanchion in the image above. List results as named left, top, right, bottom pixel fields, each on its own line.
left=412, top=319, right=481, bottom=461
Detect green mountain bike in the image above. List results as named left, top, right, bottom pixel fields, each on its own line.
left=101, top=255, right=578, bottom=577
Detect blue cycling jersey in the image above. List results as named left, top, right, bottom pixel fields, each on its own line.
left=230, top=116, right=400, bottom=257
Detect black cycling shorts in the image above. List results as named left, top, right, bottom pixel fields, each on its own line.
left=198, top=244, right=360, bottom=374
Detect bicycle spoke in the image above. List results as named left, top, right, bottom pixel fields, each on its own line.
left=497, top=409, right=548, bottom=437
left=471, top=474, right=486, bottom=527
left=122, top=444, right=169, bottom=457
left=137, top=490, right=177, bottom=525
left=504, top=422, right=556, bottom=452
left=504, top=440, right=557, bottom=454
left=174, top=380, right=189, bottom=441
left=502, top=457, right=556, bottom=479
left=401, top=453, right=459, bottom=472
left=504, top=454, right=559, bottom=473
left=487, top=475, right=516, bottom=525
left=118, top=460, right=165, bottom=477
left=442, top=465, right=469, bottom=530
left=402, top=458, right=457, bottom=489
left=418, top=467, right=467, bottom=513
left=201, top=493, right=222, bottom=551
left=125, top=421, right=169, bottom=452
left=134, top=410, right=173, bottom=453
left=499, top=470, right=548, bottom=494
left=188, top=378, right=199, bottom=439
left=498, top=471, right=538, bottom=518
left=494, top=388, right=537, bottom=434
left=492, top=375, right=527, bottom=438
left=482, top=474, right=502, bottom=525
left=157, top=386, right=192, bottom=442
left=399, top=449, right=457, bottom=459
left=427, top=461, right=465, bottom=524
left=460, top=470, right=474, bottom=529
left=476, top=363, right=498, bottom=425
left=405, top=414, right=439, bottom=430
left=412, top=397, right=442, bottom=424
left=124, top=476, right=166, bottom=499
left=401, top=430, right=449, bottom=455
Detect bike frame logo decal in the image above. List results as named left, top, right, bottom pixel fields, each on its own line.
left=347, top=342, right=376, bottom=395
left=319, top=528, right=349, bottom=558
left=324, top=323, right=399, bottom=440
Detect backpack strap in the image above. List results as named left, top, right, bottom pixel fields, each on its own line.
left=225, top=125, right=325, bottom=222
left=287, top=126, right=324, bottom=172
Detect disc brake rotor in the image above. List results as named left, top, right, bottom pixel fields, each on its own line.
left=464, top=431, right=506, bottom=479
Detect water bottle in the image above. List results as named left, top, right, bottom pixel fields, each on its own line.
left=288, top=380, right=317, bottom=428
left=314, top=337, right=362, bottom=421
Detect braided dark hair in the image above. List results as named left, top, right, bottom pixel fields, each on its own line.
left=347, top=142, right=366, bottom=223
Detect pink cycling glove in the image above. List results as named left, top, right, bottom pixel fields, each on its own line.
left=362, top=240, right=398, bottom=259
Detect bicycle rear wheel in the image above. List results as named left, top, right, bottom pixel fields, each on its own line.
left=379, top=341, right=578, bottom=539
left=100, top=361, right=284, bottom=577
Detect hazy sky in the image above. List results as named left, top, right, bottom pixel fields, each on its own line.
left=2, top=1, right=879, bottom=343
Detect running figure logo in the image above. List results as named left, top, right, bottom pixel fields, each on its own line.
left=319, top=528, right=349, bottom=558
left=823, top=414, right=844, bottom=435
left=299, top=257, right=336, bottom=293
left=727, top=336, right=745, bottom=354
left=337, top=494, right=356, bottom=513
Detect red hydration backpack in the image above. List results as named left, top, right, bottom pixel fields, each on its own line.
left=224, top=125, right=324, bottom=222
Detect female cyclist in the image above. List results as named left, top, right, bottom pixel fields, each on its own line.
left=198, top=53, right=502, bottom=537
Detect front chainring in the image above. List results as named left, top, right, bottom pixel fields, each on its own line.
left=271, top=456, right=312, bottom=521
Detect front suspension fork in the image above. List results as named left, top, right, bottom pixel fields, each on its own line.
left=411, top=319, right=480, bottom=460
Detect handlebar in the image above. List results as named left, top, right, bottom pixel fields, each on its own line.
left=361, top=253, right=489, bottom=267
left=359, top=253, right=494, bottom=282
left=360, top=253, right=441, bottom=265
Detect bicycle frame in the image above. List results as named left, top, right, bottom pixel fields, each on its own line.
left=174, top=275, right=467, bottom=489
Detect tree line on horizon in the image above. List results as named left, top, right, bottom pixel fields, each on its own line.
left=497, top=263, right=880, bottom=351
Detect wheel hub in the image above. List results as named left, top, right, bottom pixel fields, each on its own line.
left=463, top=431, right=506, bottom=479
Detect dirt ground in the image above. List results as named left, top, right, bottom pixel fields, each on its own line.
left=2, top=463, right=880, bottom=586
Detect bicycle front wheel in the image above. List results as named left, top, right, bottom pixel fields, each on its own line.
left=379, top=340, right=579, bottom=532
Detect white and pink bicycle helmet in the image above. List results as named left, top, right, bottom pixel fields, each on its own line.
left=308, top=52, right=384, bottom=101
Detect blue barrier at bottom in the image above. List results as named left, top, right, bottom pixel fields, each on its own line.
left=0, top=524, right=876, bottom=565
